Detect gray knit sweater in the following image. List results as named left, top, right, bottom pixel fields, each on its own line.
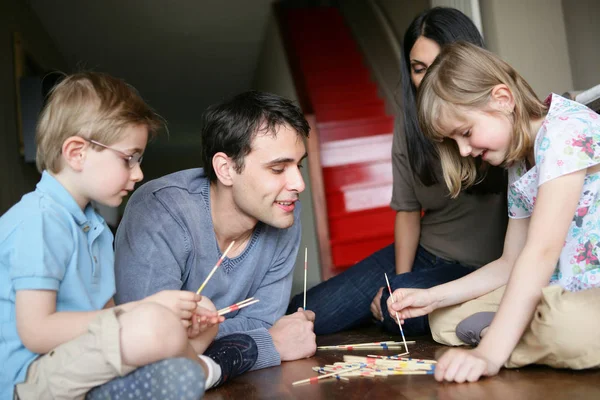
left=114, top=168, right=301, bottom=370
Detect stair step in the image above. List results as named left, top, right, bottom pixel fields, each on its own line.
left=323, top=160, right=393, bottom=192
left=304, top=73, right=373, bottom=89
left=316, top=102, right=386, bottom=123
left=331, top=236, right=393, bottom=268
left=320, top=133, right=392, bottom=167
left=318, top=116, right=394, bottom=142
left=328, top=207, right=395, bottom=239
left=309, top=83, right=379, bottom=105
left=326, top=183, right=393, bottom=216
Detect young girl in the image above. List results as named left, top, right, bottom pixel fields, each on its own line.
left=387, top=41, right=600, bottom=383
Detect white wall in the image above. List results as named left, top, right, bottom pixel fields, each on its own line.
left=252, top=13, right=322, bottom=298
left=561, top=0, right=600, bottom=90
left=0, top=0, right=66, bottom=214
left=480, top=0, right=573, bottom=97
left=376, top=0, right=430, bottom=43
left=430, top=0, right=483, bottom=33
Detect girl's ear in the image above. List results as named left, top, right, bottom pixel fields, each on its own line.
left=61, top=136, right=88, bottom=171
left=490, top=84, right=515, bottom=114
left=212, top=152, right=235, bottom=187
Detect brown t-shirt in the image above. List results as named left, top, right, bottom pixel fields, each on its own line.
left=390, top=127, right=507, bottom=267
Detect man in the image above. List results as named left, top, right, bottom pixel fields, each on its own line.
left=114, top=91, right=316, bottom=385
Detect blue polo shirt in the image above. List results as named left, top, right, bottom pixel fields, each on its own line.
left=0, top=171, right=116, bottom=398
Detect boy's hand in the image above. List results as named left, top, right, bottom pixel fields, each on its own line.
left=386, top=288, right=439, bottom=322
left=144, top=290, right=200, bottom=327
left=187, top=306, right=224, bottom=339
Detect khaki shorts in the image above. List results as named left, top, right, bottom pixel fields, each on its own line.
left=429, top=285, right=600, bottom=370
left=15, top=308, right=136, bottom=400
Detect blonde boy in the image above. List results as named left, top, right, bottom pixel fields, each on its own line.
left=0, top=72, right=217, bottom=400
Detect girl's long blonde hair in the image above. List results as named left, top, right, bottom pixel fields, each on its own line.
left=417, top=41, right=547, bottom=197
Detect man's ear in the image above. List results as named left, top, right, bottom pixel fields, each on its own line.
left=490, top=84, right=515, bottom=114
left=61, top=136, right=88, bottom=171
left=212, top=152, right=235, bottom=187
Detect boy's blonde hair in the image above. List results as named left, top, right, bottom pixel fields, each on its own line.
left=417, top=41, right=547, bottom=197
left=36, top=72, right=164, bottom=173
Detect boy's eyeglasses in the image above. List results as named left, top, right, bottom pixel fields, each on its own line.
left=83, top=138, right=143, bottom=169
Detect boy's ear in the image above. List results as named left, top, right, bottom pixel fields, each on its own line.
left=212, top=152, right=235, bottom=187
left=61, top=136, right=88, bottom=171
left=490, top=84, right=515, bottom=114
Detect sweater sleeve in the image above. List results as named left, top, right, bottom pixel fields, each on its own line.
left=114, top=188, right=190, bottom=304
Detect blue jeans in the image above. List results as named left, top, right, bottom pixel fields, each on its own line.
left=287, top=244, right=477, bottom=336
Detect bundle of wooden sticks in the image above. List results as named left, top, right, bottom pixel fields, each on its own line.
left=293, top=354, right=437, bottom=385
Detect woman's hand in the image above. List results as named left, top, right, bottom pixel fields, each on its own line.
left=370, top=287, right=385, bottom=321
left=386, top=288, right=440, bottom=322
left=434, top=347, right=502, bottom=383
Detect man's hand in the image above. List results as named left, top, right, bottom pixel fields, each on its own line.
left=270, top=308, right=316, bottom=361
left=370, top=287, right=385, bottom=321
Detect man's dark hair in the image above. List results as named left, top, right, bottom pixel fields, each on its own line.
left=201, top=91, right=310, bottom=182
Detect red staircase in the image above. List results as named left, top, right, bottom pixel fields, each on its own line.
left=282, top=7, right=395, bottom=275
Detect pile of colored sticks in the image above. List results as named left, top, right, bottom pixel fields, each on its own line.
left=292, top=354, right=436, bottom=385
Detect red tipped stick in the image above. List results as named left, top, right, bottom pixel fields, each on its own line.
left=303, top=247, right=308, bottom=310
left=292, top=365, right=362, bottom=386
left=196, top=241, right=235, bottom=294
left=217, top=298, right=259, bottom=316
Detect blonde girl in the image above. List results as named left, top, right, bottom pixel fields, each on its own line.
left=387, top=41, right=600, bottom=383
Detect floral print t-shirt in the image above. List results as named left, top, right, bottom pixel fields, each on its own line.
left=508, top=93, right=600, bottom=291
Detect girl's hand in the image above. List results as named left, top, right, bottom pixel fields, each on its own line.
left=187, top=306, right=224, bottom=338
left=370, top=287, right=385, bottom=321
left=386, top=288, right=439, bottom=322
left=143, top=290, right=200, bottom=327
left=435, top=348, right=502, bottom=383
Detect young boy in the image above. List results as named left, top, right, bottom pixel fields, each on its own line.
left=0, top=72, right=228, bottom=400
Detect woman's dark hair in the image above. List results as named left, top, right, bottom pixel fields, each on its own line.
left=400, top=7, right=505, bottom=193
left=201, top=90, right=309, bottom=182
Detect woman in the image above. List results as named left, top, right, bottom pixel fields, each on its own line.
left=288, top=7, right=507, bottom=337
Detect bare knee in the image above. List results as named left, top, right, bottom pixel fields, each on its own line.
left=197, top=296, right=217, bottom=312
left=120, top=303, right=189, bottom=360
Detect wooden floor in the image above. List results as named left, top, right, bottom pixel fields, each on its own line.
left=205, top=326, right=600, bottom=399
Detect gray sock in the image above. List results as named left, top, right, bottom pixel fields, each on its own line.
left=455, top=312, right=496, bottom=345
